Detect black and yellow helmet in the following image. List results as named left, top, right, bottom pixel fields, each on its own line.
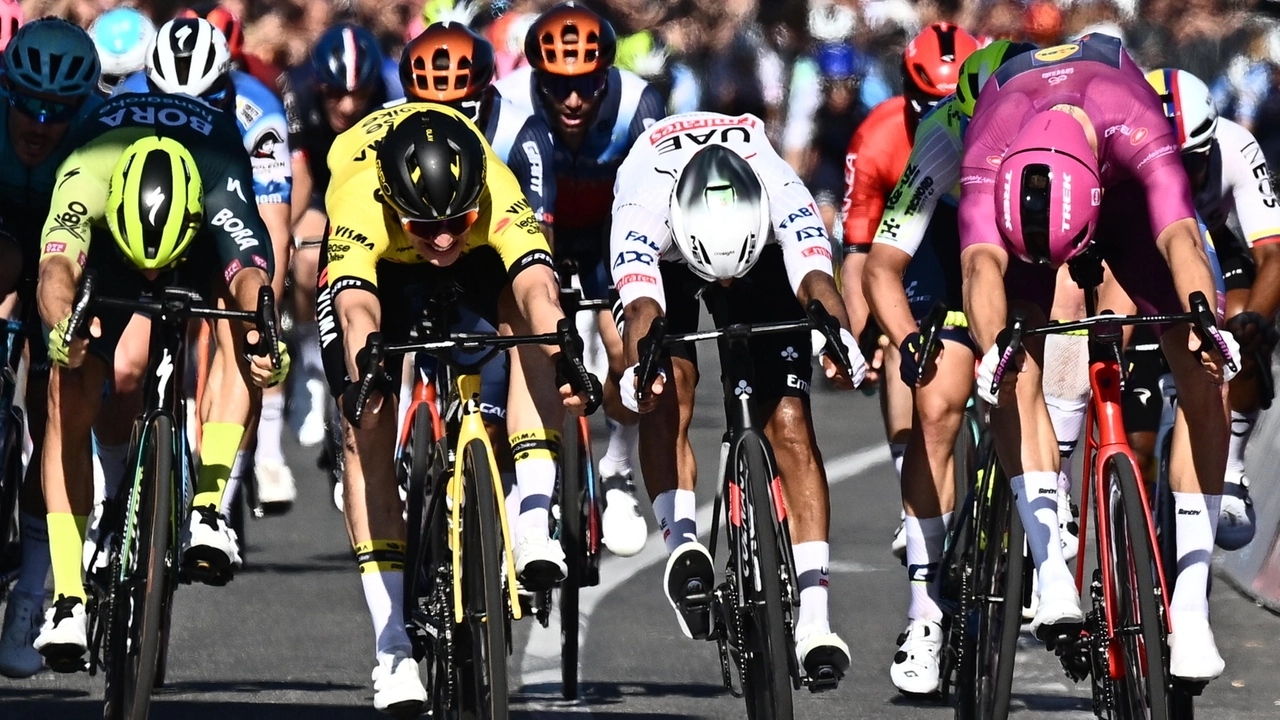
left=106, top=136, right=204, bottom=270
left=375, top=108, right=486, bottom=220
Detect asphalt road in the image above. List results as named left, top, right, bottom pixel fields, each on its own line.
left=5, top=346, right=1280, bottom=718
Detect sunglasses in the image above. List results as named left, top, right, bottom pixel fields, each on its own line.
left=8, top=88, right=81, bottom=124
left=401, top=208, right=480, bottom=240
left=537, top=72, right=607, bottom=103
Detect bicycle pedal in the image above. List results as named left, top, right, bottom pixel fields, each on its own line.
left=40, top=646, right=89, bottom=675
left=804, top=664, right=843, bottom=693
left=182, top=557, right=233, bottom=587
left=682, top=590, right=712, bottom=607
left=1172, top=679, right=1209, bottom=697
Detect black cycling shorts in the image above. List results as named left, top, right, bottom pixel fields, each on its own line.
left=662, top=244, right=812, bottom=409
left=1121, top=330, right=1168, bottom=435
left=316, top=240, right=509, bottom=425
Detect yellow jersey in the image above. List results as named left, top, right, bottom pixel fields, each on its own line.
left=322, top=103, right=552, bottom=292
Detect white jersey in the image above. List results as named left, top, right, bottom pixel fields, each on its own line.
left=1198, top=117, right=1280, bottom=249
left=610, top=112, right=835, bottom=311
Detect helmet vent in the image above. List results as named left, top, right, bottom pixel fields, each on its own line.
left=913, top=63, right=932, bottom=90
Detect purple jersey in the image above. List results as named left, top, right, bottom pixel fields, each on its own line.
left=958, top=35, right=1196, bottom=254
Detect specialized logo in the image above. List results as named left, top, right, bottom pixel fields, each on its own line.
left=174, top=23, right=194, bottom=51
left=227, top=177, right=246, bottom=203
left=1034, top=44, right=1081, bottom=63
left=143, top=186, right=167, bottom=226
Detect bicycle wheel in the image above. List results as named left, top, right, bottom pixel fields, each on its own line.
left=103, top=415, right=176, bottom=720
left=737, top=438, right=794, bottom=720
left=1152, top=432, right=1178, bottom=603
left=939, top=456, right=980, bottom=708
left=1105, top=454, right=1170, bottom=720
left=0, top=408, right=23, bottom=583
left=973, top=458, right=1024, bottom=720
left=459, top=438, right=509, bottom=720
left=403, top=405, right=436, bottom=657
left=558, top=419, right=584, bottom=700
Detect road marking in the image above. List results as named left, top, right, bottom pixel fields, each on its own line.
left=515, top=444, right=891, bottom=702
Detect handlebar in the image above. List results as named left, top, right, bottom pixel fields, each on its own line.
left=988, top=291, right=1236, bottom=395
left=633, top=301, right=852, bottom=404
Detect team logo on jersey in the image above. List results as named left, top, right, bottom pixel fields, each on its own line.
left=987, top=155, right=1003, bottom=167
left=237, top=97, right=263, bottom=128
left=1034, top=44, right=1081, bottom=63
left=252, top=129, right=284, bottom=159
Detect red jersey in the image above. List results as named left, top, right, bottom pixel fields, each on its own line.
left=841, top=96, right=913, bottom=251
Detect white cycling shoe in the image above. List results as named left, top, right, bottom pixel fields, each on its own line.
left=1030, top=582, right=1084, bottom=643
left=372, top=651, right=428, bottom=715
left=33, top=595, right=87, bottom=673
left=795, top=627, right=849, bottom=688
left=255, top=459, right=298, bottom=514
left=514, top=532, right=567, bottom=591
left=182, top=505, right=243, bottom=585
left=890, top=619, right=943, bottom=695
left=1169, top=615, right=1225, bottom=682
left=1216, top=475, right=1255, bottom=551
left=1058, top=491, right=1080, bottom=564
left=663, top=541, right=715, bottom=640
left=0, top=592, right=44, bottom=678
left=600, top=474, right=647, bottom=557
left=891, top=510, right=907, bottom=562
left=297, top=378, right=329, bottom=448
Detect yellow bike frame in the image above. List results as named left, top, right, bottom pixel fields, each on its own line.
left=447, top=372, right=523, bottom=624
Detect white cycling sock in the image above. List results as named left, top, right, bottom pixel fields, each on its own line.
left=502, top=471, right=519, bottom=533
left=1046, top=393, right=1088, bottom=476
left=360, top=567, right=411, bottom=663
left=890, top=443, right=907, bottom=481
left=294, top=321, right=324, bottom=378
left=904, top=513, right=951, bottom=622
left=13, top=511, right=49, bottom=601
left=256, top=391, right=286, bottom=466
left=1226, top=410, right=1258, bottom=482
left=1012, top=472, right=1074, bottom=594
left=599, top=417, right=638, bottom=478
left=653, top=489, right=698, bottom=553
left=793, top=541, right=831, bottom=635
left=514, top=458, right=557, bottom=541
left=1170, top=492, right=1221, bottom=621
left=96, top=441, right=131, bottom=501
left=221, top=450, right=251, bottom=519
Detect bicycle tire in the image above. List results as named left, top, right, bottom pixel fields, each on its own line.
left=941, top=435, right=983, bottom=713
left=1153, top=432, right=1178, bottom=604
left=403, top=405, right=435, bottom=659
left=0, top=409, right=23, bottom=583
left=558, top=419, right=583, bottom=700
left=107, top=415, right=175, bottom=720
left=1105, top=454, right=1170, bottom=720
left=460, top=438, right=510, bottom=720
left=738, top=438, right=794, bottom=720
left=974, top=461, right=1024, bottom=720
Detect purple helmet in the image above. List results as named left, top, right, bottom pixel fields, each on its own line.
left=994, top=110, right=1103, bottom=267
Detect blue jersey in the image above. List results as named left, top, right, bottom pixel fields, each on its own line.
left=0, top=86, right=105, bottom=250
left=115, top=70, right=292, bottom=205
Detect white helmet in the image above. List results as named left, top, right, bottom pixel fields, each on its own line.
left=669, top=145, right=771, bottom=283
left=1145, top=68, right=1218, bottom=153
left=808, top=1, right=857, bottom=44
left=90, top=7, right=156, bottom=88
left=147, top=17, right=230, bottom=98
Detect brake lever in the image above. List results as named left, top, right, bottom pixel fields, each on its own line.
left=351, top=333, right=386, bottom=427
left=1189, top=291, right=1238, bottom=374
left=555, top=317, right=602, bottom=414
left=635, top=316, right=668, bottom=405
left=65, top=270, right=97, bottom=346
left=915, top=301, right=948, bottom=388
left=805, top=300, right=853, bottom=377
left=990, top=310, right=1027, bottom=394
left=255, top=286, right=282, bottom=370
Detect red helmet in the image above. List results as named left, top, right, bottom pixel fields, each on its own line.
left=903, top=22, right=980, bottom=98
left=525, top=1, right=616, bottom=76
left=179, top=4, right=244, bottom=64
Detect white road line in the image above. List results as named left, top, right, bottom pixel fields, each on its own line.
left=515, top=444, right=892, bottom=702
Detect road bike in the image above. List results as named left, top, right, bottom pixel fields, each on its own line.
left=0, top=290, right=37, bottom=595
left=989, top=255, right=1234, bottom=720
left=354, top=288, right=600, bottom=719
left=635, top=298, right=855, bottom=720
left=66, top=271, right=280, bottom=720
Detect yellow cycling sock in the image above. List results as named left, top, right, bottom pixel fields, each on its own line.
left=48, top=513, right=88, bottom=603
left=508, top=428, right=561, bottom=463
left=354, top=539, right=406, bottom=574
left=194, top=423, right=245, bottom=509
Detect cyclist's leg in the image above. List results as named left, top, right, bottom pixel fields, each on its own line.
left=1121, top=332, right=1167, bottom=483
left=1044, top=266, right=1092, bottom=557
left=1219, top=248, right=1259, bottom=547
left=251, top=199, right=296, bottom=509
left=291, top=206, right=329, bottom=448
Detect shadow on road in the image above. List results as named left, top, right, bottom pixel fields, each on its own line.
left=0, top=701, right=378, bottom=719
left=515, top=680, right=726, bottom=708
left=1009, top=692, right=1092, bottom=713
left=155, top=679, right=364, bottom=695
left=238, top=551, right=352, bottom=575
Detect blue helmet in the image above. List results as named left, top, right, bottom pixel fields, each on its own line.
left=5, top=17, right=100, bottom=97
left=312, top=23, right=382, bottom=93
left=816, top=44, right=860, bottom=82
left=90, top=8, right=157, bottom=87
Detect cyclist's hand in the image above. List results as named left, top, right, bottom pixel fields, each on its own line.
left=1189, top=327, right=1240, bottom=384
left=810, top=327, right=866, bottom=390
left=558, top=378, right=597, bottom=416
left=1225, top=311, right=1265, bottom=356
left=245, top=330, right=290, bottom=388
left=976, top=341, right=1017, bottom=407
left=620, top=363, right=666, bottom=414
left=898, top=332, right=925, bottom=387
left=48, top=315, right=100, bottom=369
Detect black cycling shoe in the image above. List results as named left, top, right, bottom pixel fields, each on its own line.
left=663, top=542, right=715, bottom=640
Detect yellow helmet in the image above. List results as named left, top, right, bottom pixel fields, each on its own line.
left=106, top=136, right=204, bottom=270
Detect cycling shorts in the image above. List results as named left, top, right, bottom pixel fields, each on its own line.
left=662, top=244, right=813, bottom=408
left=904, top=204, right=970, bottom=348
left=1121, top=334, right=1168, bottom=435
left=553, top=225, right=611, bottom=301
left=1215, top=233, right=1256, bottom=292
left=316, top=240, right=508, bottom=425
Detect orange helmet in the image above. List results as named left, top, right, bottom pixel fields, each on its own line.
left=401, top=22, right=496, bottom=104
left=524, top=2, right=616, bottom=76
left=180, top=4, right=244, bottom=64
left=903, top=22, right=980, bottom=98
left=1024, top=1, right=1063, bottom=45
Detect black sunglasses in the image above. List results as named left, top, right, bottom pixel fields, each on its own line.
left=537, top=72, right=607, bottom=103
left=8, top=87, right=81, bottom=124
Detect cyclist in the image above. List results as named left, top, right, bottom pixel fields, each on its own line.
left=495, top=2, right=666, bottom=556
left=861, top=38, right=1040, bottom=695
left=0, top=17, right=102, bottom=680
left=116, top=17, right=297, bottom=513
left=839, top=21, right=978, bottom=562
left=1147, top=68, right=1280, bottom=550
left=960, top=34, right=1238, bottom=680
left=612, top=111, right=867, bottom=684
left=180, top=3, right=283, bottom=94
left=89, top=6, right=154, bottom=96
left=32, top=91, right=284, bottom=671
left=317, top=103, right=596, bottom=713
left=281, top=21, right=395, bottom=450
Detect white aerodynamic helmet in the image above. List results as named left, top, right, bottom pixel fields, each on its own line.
left=89, top=7, right=157, bottom=89
left=669, top=145, right=771, bottom=283
left=147, top=17, right=230, bottom=98
left=1145, top=67, right=1218, bottom=153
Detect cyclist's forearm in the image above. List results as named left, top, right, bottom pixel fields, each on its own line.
left=961, top=246, right=1007, bottom=351
left=336, top=289, right=380, bottom=379
left=864, top=249, right=916, bottom=346
left=288, top=153, right=312, bottom=228
left=36, top=255, right=79, bottom=328
left=258, top=201, right=292, bottom=299
left=797, top=269, right=852, bottom=332
left=228, top=267, right=271, bottom=317
left=839, top=251, right=870, bottom=337
left=622, top=298, right=662, bottom=366
left=1157, top=219, right=1218, bottom=314
left=510, top=264, right=566, bottom=356
left=1245, top=242, right=1280, bottom=320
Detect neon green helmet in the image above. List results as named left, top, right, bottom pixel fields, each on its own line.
left=954, top=40, right=1036, bottom=118
left=107, top=136, right=204, bottom=270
